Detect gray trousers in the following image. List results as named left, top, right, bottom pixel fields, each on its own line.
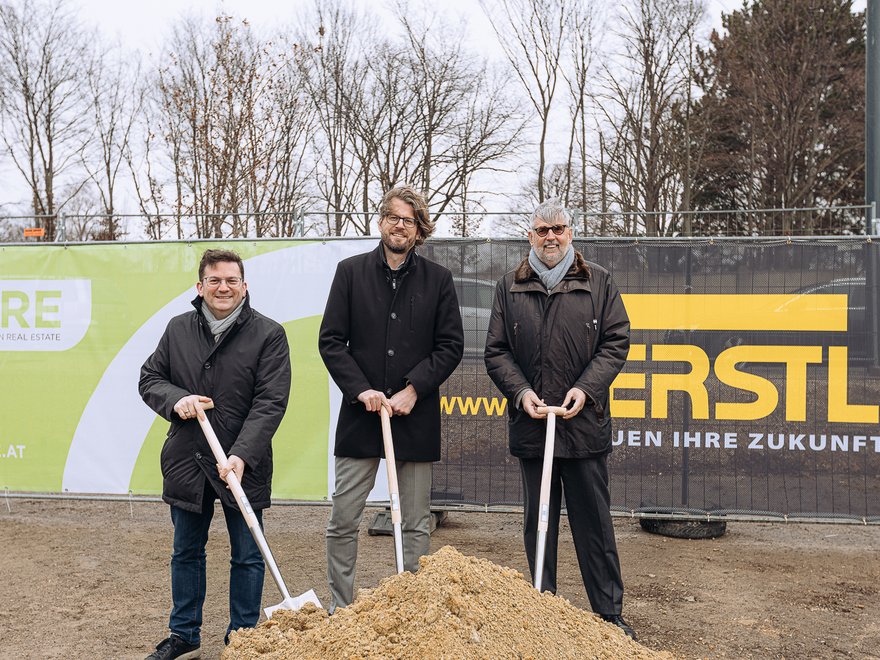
left=326, top=456, right=432, bottom=612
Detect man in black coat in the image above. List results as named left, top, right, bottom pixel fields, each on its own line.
left=319, top=185, right=463, bottom=612
left=484, top=200, right=637, bottom=640
left=139, top=249, right=291, bottom=660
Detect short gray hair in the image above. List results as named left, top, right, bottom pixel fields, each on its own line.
left=530, top=199, right=572, bottom=228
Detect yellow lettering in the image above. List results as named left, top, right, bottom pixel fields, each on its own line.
left=827, top=347, right=879, bottom=423
left=439, top=396, right=456, bottom=415
left=481, top=397, right=507, bottom=416
left=715, top=346, right=822, bottom=421
left=650, top=345, right=709, bottom=419
left=611, top=344, right=646, bottom=418
left=440, top=396, right=507, bottom=416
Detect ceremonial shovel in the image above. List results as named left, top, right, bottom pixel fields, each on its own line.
left=379, top=407, right=405, bottom=574
left=196, top=401, right=322, bottom=617
left=533, top=405, right=568, bottom=592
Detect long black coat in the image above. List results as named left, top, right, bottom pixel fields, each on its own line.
left=139, top=294, right=291, bottom=512
left=484, top=251, right=629, bottom=458
left=318, top=244, right=464, bottom=462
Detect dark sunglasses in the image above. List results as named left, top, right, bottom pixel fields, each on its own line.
left=532, top=224, right=568, bottom=237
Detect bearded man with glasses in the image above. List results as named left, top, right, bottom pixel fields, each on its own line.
left=139, top=248, right=291, bottom=659
left=484, top=200, right=636, bottom=640
left=319, top=185, right=464, bottom=613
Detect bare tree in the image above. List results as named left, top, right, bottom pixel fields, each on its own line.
left=481, top=0, right=572, bottom=203
left=83, top=47, right=144, bottom=240
left=560, top=3, right=598, bottom=212
left=396, top=7, right=524, bottom=229
left=298, top=0, right=376, bottom=236
left=140, top=13, right=316, bottom=238
left=0, top=0, right=93, bottom=240
left=596, top=0, right=705, bottom=235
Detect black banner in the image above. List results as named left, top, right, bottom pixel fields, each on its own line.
left=426, top=238, right=880, bottom=522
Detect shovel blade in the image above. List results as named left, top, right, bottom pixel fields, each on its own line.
left=263, top=589, right=323, bottom=619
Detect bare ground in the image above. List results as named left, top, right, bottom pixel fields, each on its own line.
left=2, top=498, right=879, bottom=660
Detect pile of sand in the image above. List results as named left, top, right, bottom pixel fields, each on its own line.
left=223, top=546, right=671, bottom=659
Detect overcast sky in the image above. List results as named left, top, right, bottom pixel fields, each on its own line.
left=80, top=0, right=843, bottom=56
left=1, top=0, right=871, bottom=224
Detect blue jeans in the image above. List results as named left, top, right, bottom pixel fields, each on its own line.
left=168, top=487, right=264, bottom=645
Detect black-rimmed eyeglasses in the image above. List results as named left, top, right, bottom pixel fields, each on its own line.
left=532, top=224, right=568, bottom=237
left=384, top=214, right=417, bottom=228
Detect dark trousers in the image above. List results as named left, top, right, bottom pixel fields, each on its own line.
left=519, top=455, right=624, bottom=615
left=168, top=483, right=264, bottom=645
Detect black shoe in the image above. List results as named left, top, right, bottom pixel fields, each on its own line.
left=145, top=634, right=201, bottom=660
left=600, top=614, right=638, bottom=641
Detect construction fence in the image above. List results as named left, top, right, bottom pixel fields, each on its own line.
left=2, top=204, right=878, bottom=241
left=1, top=236, right=878, bottom=523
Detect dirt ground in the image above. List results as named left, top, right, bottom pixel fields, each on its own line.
left=2, top=498, right=879, bottom=660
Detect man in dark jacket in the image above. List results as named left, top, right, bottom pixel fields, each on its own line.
left=139, top=249, right=291, bottom=660
left=484, top=200, right=636, bottom=640
left=319, top=185, right=463, bottom=613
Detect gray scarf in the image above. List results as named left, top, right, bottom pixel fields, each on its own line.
left=201, top=299, right=245, bottom=342
left=529, top=245, right=575, bottom=292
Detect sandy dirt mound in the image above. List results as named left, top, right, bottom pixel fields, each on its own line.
left=223, top=545, right=671, bottom=659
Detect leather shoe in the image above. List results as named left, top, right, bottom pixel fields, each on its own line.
left=600, top=614, right=638, bottom=641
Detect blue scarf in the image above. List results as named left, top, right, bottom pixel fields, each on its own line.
left=528, top=245, right=575, bottom=291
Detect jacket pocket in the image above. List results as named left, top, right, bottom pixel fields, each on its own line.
left=159, top=425, right=180, bottom=478
left=568, top=405, right=612, bottom=455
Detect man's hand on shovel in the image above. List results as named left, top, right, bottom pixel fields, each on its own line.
left=358, top=389, right=393, bottom=415
left=174, top=394, right=213, bottom=420
left=186, top=399, right=246, bottom=488
left=218, top=455, right=246, bottom=488
left=522, top=390, right=547, bottom=419
left=560, top=387, right=587, bottom=419
left=389, top=383, right=418, bottom=416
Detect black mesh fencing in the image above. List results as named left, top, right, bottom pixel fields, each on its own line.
left=423, top=237, right=880, bottom=523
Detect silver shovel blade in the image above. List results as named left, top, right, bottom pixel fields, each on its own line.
left=263, top=589, right=323, bottom=619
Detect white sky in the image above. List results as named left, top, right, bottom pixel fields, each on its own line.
left=81, top=0, right=813, bottom=56
left=1, top=0, right=870, bottom=222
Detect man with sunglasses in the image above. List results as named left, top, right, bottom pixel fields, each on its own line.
left=319, top=185, right=463, bottom=613
left=139, top=248, right=291, bottom=659
left=484, top=200, right=635, bottom=640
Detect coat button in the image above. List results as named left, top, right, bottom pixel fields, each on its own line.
left=386, top=388, right=393, bottom=395
left=391, top=312, right=397, bottom=320
left=195, top=452, right=202, bottom=460
left=204, top=362, right=211, bottom=369
left=387, top=349, right=395, bottom=357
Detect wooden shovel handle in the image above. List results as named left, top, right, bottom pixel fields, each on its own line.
left=536, top=405, right=567, bottom=416
left=379, top=407, right=402, bottom=518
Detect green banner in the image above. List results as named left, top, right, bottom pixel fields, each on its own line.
left=0, top=240, right=373, bottom=500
